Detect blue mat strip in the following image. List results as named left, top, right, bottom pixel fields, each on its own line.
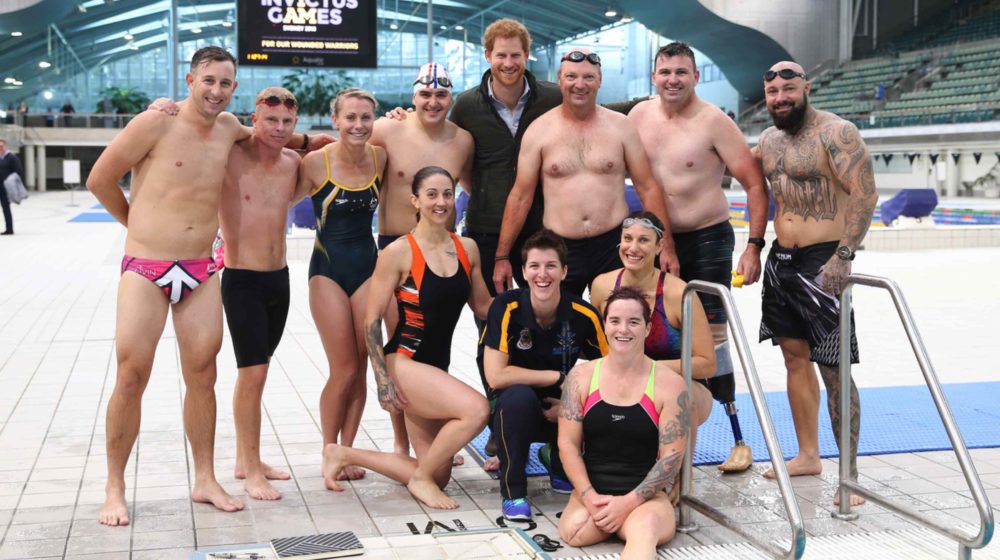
left=69, top=211, right=116, bottom=223
left=468, top=381, right=1000, bottom=476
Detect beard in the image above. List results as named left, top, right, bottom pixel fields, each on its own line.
left=769, top=95, right=809, bottom=133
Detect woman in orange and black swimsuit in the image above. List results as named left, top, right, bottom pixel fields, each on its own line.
left=322, top=166, right=493, bottom=510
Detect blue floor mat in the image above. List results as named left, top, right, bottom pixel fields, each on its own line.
left=468, top=382, right=1000, bottom=476
left=467, top=430, right=549, bottom=477
left=69, top=212, right=116, bottom=222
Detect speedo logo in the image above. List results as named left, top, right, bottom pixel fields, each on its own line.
left=610, top=414, right=625, bottom=422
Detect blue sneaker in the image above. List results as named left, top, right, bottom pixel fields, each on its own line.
left=537, top=444, right=573, bottom=494
left=549, top=474, right=573, bottom=494
left=502, top=498, right=532, bottom=521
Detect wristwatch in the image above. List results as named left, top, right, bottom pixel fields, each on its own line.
left=747, top=237, right=766, bottom=250
left=835, top=245, right=856, bottom=261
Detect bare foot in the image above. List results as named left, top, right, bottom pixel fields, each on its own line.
left=719, top=444, right=753, bottom=473
left=453, top=454, right=465, bottom=466
left=192, top=480, right=244, bottom=512
left=244, top=474, right=282, bottom=501
left=668, top=482, right=681, bottom=506
left=833, top=492, right=866, bottom=506
left=98, top=486, right=129, bottom=526
left=322, top=443, right=349, bottom=491
left=762, top=455, right=822, bottom=480
left=335, top=465, right=366, bottom=481
left=483, top=457, right=500, bottom=472
left=407, top=477, right=458, bottom=509
left=234, top=461, right=291, bottom=481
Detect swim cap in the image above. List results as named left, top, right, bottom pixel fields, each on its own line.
left=413, top=62, right=453, bottom=95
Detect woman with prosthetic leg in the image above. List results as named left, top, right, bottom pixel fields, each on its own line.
left=591, top=212, right=751, bottom=475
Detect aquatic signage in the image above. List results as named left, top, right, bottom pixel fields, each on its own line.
left=238, top=0, right=377, bottom=68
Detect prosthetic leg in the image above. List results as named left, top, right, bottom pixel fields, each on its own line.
left=713, top=341, right=753, bottom=472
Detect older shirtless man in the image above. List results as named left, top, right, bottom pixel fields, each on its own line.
left=494, top=48, right=676, bottom=296
left=628, top=42, right=769, bottom=473
left=86, top=47, right=320, bottom=526
left=372, top=63, right=472, bottom=249
left=753, top=61, right=877, bottom=505
left=220, top=87, right=305, bottom=501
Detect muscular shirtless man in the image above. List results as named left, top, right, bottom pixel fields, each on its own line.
left=371, top=63, right=473, bottom=250
left=627, top=42, right=769, bottom=473
left=494, top=48, right=676, bottom=296
left=86, top=47, right=321, bottom=526
left=221, top=87, right=303, bottom=501
left=753, top=62, right=877, bottom=506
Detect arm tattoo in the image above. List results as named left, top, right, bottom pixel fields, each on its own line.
left=660, top=391, right=691, bottom=445
left=825, top=122, right=877, bottom=249
left=634, top=450, right=684, bottom=501
left=559, top=368, right=584, bottom=422
left=365, top=320, right=390, bottom=386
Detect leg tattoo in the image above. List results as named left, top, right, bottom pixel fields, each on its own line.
left=818, top=364, right=861, bottom=479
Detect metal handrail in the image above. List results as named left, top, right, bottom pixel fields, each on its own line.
left=834, top=274, right=994, bottom=560
left=679, top=280, right=806, bottom=560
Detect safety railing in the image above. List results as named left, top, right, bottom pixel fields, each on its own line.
left=833, top=274, right=994, bottom=560
left=679, top=280, right=806, bottom=559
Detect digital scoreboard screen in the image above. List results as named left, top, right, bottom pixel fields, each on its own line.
left=237, top=1, right=377, bottom=69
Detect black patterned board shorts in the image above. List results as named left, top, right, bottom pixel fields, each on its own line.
left=759, top=241, right=859, bottom=367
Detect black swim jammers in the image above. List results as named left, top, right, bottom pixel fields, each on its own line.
left=221, top=267, right=290, bottom=368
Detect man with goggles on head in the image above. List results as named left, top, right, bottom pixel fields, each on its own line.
left=752, top=61, right=877, bottom=507
left=494, top=47, right=675, bottom=297
left=218, top=87, right=318, bottom=502
left=371, top=63, right=473, bottom=254
left=625, top=41, right=769, bottom=473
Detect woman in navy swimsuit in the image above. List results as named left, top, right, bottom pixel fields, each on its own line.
left=557, top=287, right=713, bottom=555
left=297, top=88, right=387, bottom=484
left=323, top=166, right=492, bottom=510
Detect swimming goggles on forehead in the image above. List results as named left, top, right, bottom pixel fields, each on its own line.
left=256, top=95, right=297, bottom=109
left=622, top=217, right=664, bottom=237
left=413, top=75, right=453, bottom=88
left=561, top=51, right=601, bottom=66
left=763, top=69, right=806, bottom=82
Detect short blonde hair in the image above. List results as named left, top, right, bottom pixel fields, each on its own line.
left=330, top=87, right=377, bottom=115
left=254, top=87, right=297, bottom=109
left=483, top=18, right=531, bottom=53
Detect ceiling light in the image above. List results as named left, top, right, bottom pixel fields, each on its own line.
left=3, top=77, right=14, bottom=84
left=604, top=6, right=618, bottom=17
left=192, top=27, right=202, bottom=34
left=123, top=32, right=133, bottom=40
left=389, top=22, right=398, bottom=30
left=439, top=25, right=447, bottom=30
left=221, top=20, right=232, bottom=28
left=13, top=80, right=22, bottom=86
left=454, top=24, right=464, bottom=30
left=38, top=61, right=52, bottom=69
left=43, top=90, right=54, bottom=100
left=11, top=31, right=23, bottom=37
left=620, top=15, right=633, bottom=23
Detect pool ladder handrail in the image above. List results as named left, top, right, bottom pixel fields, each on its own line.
left=678, top=280, right=806, bottom=560
left=833, top=274, right=994, bottom=560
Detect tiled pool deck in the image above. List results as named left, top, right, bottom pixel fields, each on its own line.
left=0, top=191, right=997, bottom=559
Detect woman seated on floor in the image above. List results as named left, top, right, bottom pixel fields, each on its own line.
left=558, top=286, right=714, bottom=558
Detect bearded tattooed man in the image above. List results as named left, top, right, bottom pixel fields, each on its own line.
left=752, top=61, right=878, bottom=507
